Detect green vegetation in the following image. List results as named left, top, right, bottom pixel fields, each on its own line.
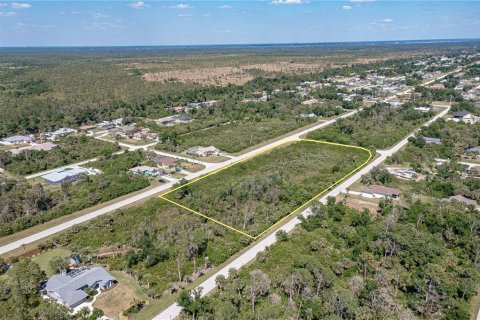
left=307, top=103, right=434, bottom=150
left=0, top=135, right=120, bottom=175
left=0, top=259, right=72, bottom=319
left=50, top=198, right=248, bottom=299
left=388, top=119, right=480, bottom=167
left=31, top=247, right=71, bottom=277
left=189, top=198, right=479, bottom=319
left=165, top=140, right=370, bottom=237
left=0, top=150, right=149, bottom=237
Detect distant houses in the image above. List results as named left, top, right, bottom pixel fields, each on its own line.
left=46, top=128, right=77, bottom=141
left=187, top=146, right=220, bottom=157
left=42, top=167, right=101, bottom=185
left=155, top=115, right=193, bottom=126
left=44, top=267, right=117, bottom=309
left=423, top=136, right=442, bottom=145
left=10, top=142, right=57, bottom=156
left=129, top=165, right=159, bottom=176
left=449, top=110, right=479, bottom=124
left=0, top=135, right=34, bottom=145
left=356, top=185, right=401, bottom=199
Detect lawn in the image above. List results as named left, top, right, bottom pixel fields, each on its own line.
left=93, top=270, right=149, bottom=320
left=31, top=247, right=71, bottom=277
left=163, top=139, right=370, bottom=238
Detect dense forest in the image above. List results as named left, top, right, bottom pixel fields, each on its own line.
left=177, top=198, right=479, bottom=320
left=1, top=43, right=476, bottom=138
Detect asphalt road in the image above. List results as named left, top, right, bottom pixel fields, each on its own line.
left=153, top=105, right=451, bottom=320
left=0, top=110, right=361, bottom=256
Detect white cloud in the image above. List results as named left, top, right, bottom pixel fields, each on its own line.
left=171, top=3, right=193, bottom=9
left=178, top=13, right=192, bottom=17
left=0, top=11, right=16, bottom=16
left=342, top=5, right=352, bottom=10
left=270, top=0, right=305, bottom=5
left=92, top=12, right=108, bottom=19
left=128, top=1, right=150, bottom=9
left=383, top=18, right=392, bottom=22
left=88, top=22, right=121, bottom=30
left=11, top=2, right=31, bottom=9
left=218, top=4, right=231, bottom=9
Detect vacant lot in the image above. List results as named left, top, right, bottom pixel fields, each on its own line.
left=163, top=139, right=370, bottom=237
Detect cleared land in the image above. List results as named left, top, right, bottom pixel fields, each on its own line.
left=163, top=139, right=370, bottom=238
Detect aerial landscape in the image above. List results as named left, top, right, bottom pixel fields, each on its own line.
left=0, top=1, right=480, bottom=320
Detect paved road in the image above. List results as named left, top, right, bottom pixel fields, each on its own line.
left=153, top=105, right=451, bottom=320
left=0, top=109, right=361, bottom=256
left=0, top=66, right=461, bottom=256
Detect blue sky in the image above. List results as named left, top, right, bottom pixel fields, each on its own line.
left=0, top=1, right=479, bottom=46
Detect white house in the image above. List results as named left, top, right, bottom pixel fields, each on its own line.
left=1, top=135, right=34, bottom=145
left=186, top=146, right=220, bottom=157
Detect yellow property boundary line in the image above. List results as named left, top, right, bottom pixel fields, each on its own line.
left=159, top=138, right=372, bottom=240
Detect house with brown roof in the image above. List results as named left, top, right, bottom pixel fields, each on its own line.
left=153, top=156, right=178, bottom=173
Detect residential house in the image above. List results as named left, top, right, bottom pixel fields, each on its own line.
left=108, top=126, right=140, bottom=139
left=10, top=142, right=57, bottom=156
left=42, top=167, right=101, bottom=185
left=423, top=136, right=442, bottom=145
left=357, top=185, right=401, bottom=199
left=78, top=125, right=97, bottom=132
left=466, top=146, right=480, bottom=156
left=47, top=128, right=77, bottom=140
left=129, top=166, right=159, bottom=176
left=430, top=83, right=445, bottom=90
left=44, top=267, right=116, bottom=308
left=452, top=110, right=479, bottom=124
left=187, top=146, right=220, bottom=157
left=1, top=135, right=34, bottom=145
left=414, top=106, right=431, bottom=113
left=154, top=156, right=178, bottom=173
left=155, top=115, right=193, bottom=126
left=301, top=99, right=319, bottom=106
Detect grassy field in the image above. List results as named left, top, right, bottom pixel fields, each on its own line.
left=164, top=139, right=370, bottom=237
left=94, top=270, right=149, bottom=320
left=31, top=247, right=71, bottom=277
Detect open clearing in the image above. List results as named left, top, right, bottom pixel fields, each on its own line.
left=162, top=139, right=371, bottom=238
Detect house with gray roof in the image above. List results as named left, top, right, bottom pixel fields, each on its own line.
left=42, top=167, right=101, bottom=184
left=45, top=267, right=116, bottom=308
left=1, top=135, right=34, bottom=145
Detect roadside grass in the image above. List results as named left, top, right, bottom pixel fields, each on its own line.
left=179, top=162, right=205, bottom=173
left=471, top=285, right=480, bottom=320
left=31, top=247, right=71, bottom=277
left=0, top=180, right=162, bottom=251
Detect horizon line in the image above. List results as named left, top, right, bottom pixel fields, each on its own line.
left=1, top=37, right=480, bottom=49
